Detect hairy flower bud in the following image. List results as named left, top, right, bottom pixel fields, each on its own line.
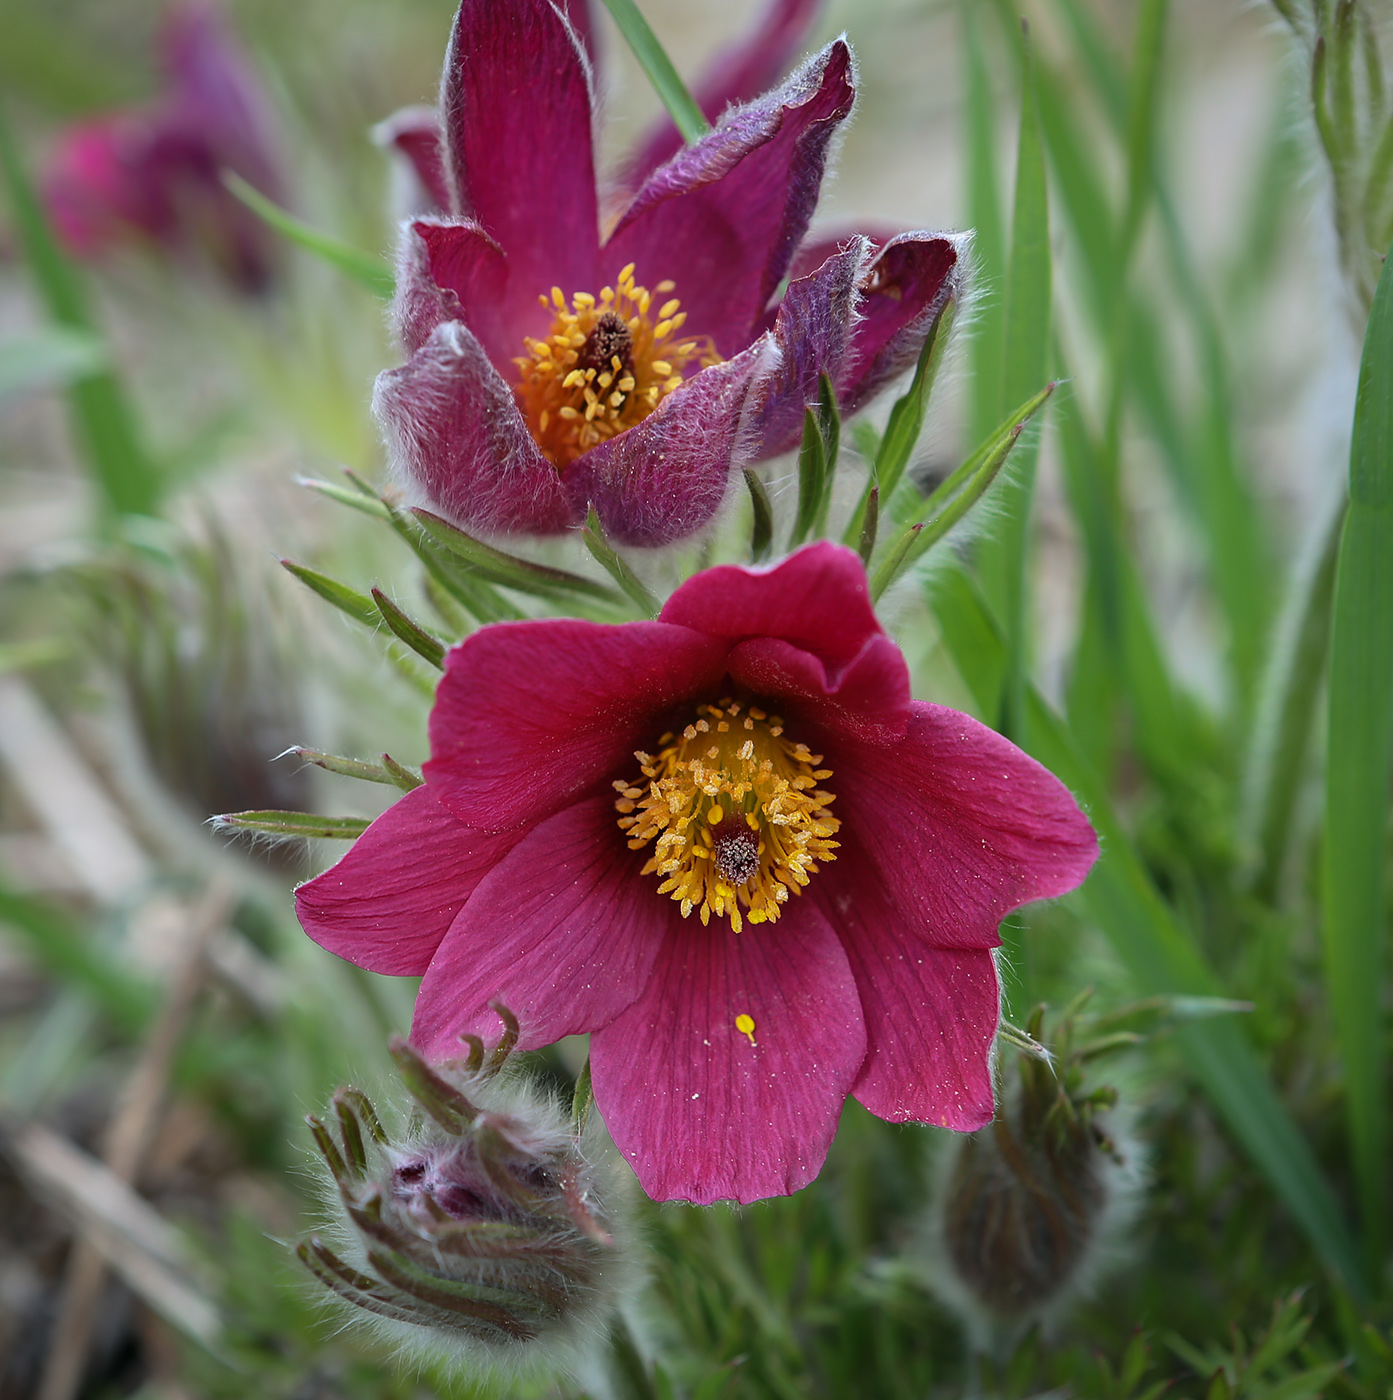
left=927, top=1004, right=1142, bottom=1353
left=298, top=1009, right=624, bottom=1366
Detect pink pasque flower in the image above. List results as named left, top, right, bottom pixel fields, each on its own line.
left=375, top=0, right=960, bottom=546
left=296, top=544, right=1098, bottom=1205
left=43, top=3, right=283, bottom=293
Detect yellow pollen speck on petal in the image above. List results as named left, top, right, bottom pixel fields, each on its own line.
left=615, top=698, right=839, bottom=934
left=513, top=264, right=722, bottom=470
left=735, top=1013, right=757, bottom=1046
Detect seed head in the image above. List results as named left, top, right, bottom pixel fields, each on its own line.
left=298, top=1007, right=624, bottom=1370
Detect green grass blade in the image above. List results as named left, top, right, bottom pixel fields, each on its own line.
left=1321, top=240, right=1393, bottom=1265
left=927, top=567, right=1368, bottom=1296
left=0, top=98, right=161, bottom=519
left=223, top=174, right=394, bottom=299
left=976, top=17, right=1051, bottom=740
left=962, top=0, right=1008, bottom=442
left=0, top=326, right=105, bottom=401
left=1241, top=498, right=1342, bottom=901
left=599, top=0, right=709, bottom=145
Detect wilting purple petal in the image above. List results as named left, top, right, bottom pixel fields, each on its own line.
left=373, top=320, right=576, bottom=537
left=424, top=619, right=728, bottom=832
left=605, top=41, right=854, bottom=358
left=628, top=0, right=825, bottom=184
left=411, top=797, right=668, bottom=1058
left=374, top=105, right=453, bottom=214
left=751, top=238, right=868, bottom=457
left=395, top=218, right=519, bottom=366
left=565, top=340, right=774, bottom=547
left=441, top=0, right=598, bottom=339
left=590, top=898, right=865, bottom=1203
left=295, top=786, right=514, bottom=977
left=837, top=232, right=959, bottom=415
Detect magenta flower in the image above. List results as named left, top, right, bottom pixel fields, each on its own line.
left=43, top=3, right=283, bottom=293
left=374, top=0, right=961, bottom=547
left=296, top=544, right=1098, bottom=1205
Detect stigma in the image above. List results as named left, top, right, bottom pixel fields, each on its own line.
left=614, top=700, right=839, bottom=934
left=513, top=263, right=719, bottom=470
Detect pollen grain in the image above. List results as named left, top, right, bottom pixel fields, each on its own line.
left=615, top=700, right=838, bottom=934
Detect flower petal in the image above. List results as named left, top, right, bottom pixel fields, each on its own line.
left=605, top=41, right=855, bottom=358
left=818, top=868, right=999, bottom=1129
left=837, top=232, right=959, bottom=415
left=726, top=633, right=911, bottom=745
left=441, top=0, right=599, bottom=335
left=374, top=105, right=452, bottom=215
left=411, top=797, right=667, bottom=1058
left=372, top=319, right=577, bottom=537
left=392, top=218, right=509, bottom=360
left=750, top=238, right=868, bottom=458
left=833, top=703, right=1099, bottom=949
left=425, top=618, right=729, bottom=831
left=294, top=785, right=514, bottom=976
left=590, top=899, right=865, bottom=1203
left=564, top=339, right=774, bottom=547
left=627, top=0, right=825, bottom=184
left=660, top=541, right=884, bottom=675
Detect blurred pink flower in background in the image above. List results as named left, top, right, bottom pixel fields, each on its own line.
left=43, top=2, right=284, bottom=292
left=296, top=544, right=1098, bottom=1205
left=374, top=0, right=961, bottom=546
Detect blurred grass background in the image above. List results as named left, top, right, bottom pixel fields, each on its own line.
left=1, top=0, right=1391, bottom=1397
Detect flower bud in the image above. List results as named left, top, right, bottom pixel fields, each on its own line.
left=927, top=1005, right=1142, bottom=1353
left=298, top=1010, right=624, bottom=1367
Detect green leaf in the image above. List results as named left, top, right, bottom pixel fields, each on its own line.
left=210, top=810, right=371, bottom=841
left=371, top=588, right=446, bottom=670
left=857, top=485, right=879, bottom=566
left=291, top=748, right=420, bottom=791
left=1321, top=237, right=1393, bottom=1266
left=581, top=509, right=660, bottom=616
left=927, top=566, right=1368, bottom=1297
left=0, top=98, right=161, bottom=519
left=411, top=508, right=619, bottom=601
left=223, top=173, right=394, bottom=299
left=791, top=406, right=827, bottom=547
left=871, top=384, right=1053, bottom=600
left=871, top=297, right=956, bottom=505
left=296, top=476, right=392, bottom=519
left=280, top=560, right=379, bottom=628
left=744, top=469, right=773, bottom=564
left=0, top=326, right=106, bottom=401
left=599, top=0, right=709, bottom=146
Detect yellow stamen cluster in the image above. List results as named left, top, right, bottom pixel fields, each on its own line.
left=513, top=263, right=719, bottom=469
left=615, top=700, right=839, bottom=934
